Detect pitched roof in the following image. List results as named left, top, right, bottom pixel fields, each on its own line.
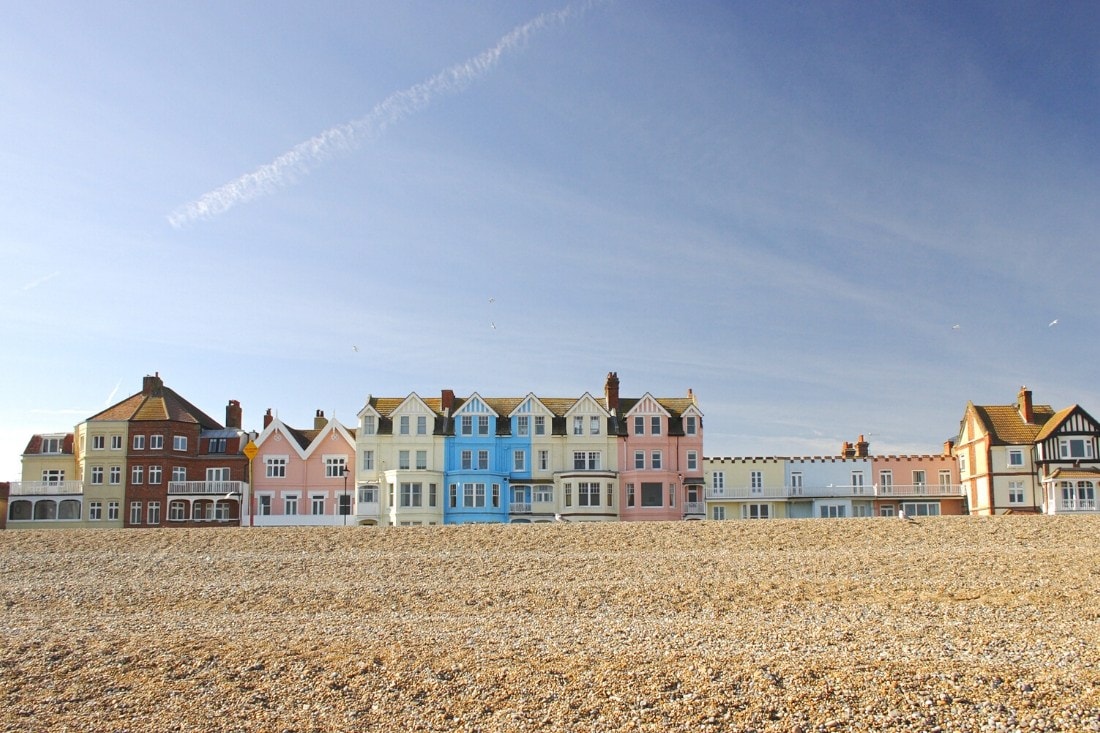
left=86, top=381, right=223, bottom=429
left=969, top=403, right=1056, bottom=445
left=1034, top=405, right=1083, bottom=443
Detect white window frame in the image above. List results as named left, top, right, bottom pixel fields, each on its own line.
left=1007, top=449, right=1024, bottom=467
left=91, top=466, right=104, bottom=485
left=92, top=435, right=105, bottom=450
left=712, top=471, right=725, bottom=490
left=129, top=501, right=142, bottom=525
left=416, top=450, right=428, bottom=470
left=88, top=502, right=102, bottom=521
left=399, top=415, right=410, bottom=435
left=590, top=416, right=601, bottom=435
left=149, top=465, right=162, bottom=485
left=131, top=466, right=144, bottom=485
left=517, top=416, right=529, bottom=436
left=266, top=456, right=287, bottom=478
left=651, top=451, right=662, bottom=470
left=417, top=415, right=427, bottom=435
left=711, top=505, right=725, bottom=520
left=133, top=435, right=145, bottom=450
left=687, top=451, right=698, bottom=471
left=147, top=501, right=161, bottom=525
left=324, top=456, right=347, bottom=478
left=111, top=435, right=123, bottom=450
left=514, top=450, right=526, bottom=472
left=172, top=435, right=186, bottom=451
left=362, top=450, right=374, bottom=471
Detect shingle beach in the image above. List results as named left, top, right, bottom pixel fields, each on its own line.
left=2, top=516, right=1098, bottom=732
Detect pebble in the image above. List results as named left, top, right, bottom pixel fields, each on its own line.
left=1, top=516, right=1099, bottom=731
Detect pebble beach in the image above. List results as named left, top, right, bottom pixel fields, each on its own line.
left=2, top=515, right=1098, bottom=732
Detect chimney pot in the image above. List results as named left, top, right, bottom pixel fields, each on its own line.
left=226, top=400, right=242, bottom=429
left=264, top=408, right=273, bottom=429
left=314, top=409, right=326, bottom=430
left=604, top=372, right=620, bottom=413
left=1018, top=386, right=1034, bottom=423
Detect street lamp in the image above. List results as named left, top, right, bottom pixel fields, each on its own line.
left=340, top=464, right=350, bottom=525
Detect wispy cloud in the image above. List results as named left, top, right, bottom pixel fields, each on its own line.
left=168, top=3, right=595, bottom=229
left=20, top=272, right=60, bottom=292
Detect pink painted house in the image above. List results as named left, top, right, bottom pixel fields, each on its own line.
left=612, top=374, right=705, bottom=521
left=249, top=409, right=357, bottom=526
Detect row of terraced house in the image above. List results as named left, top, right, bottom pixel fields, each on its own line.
left=3, top=373, right=1098, bottom=529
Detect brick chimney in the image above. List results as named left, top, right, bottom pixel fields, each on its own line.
left=855, top=434, right=869, bottom=458
left=225, top=400, right=242, bottom=429
left=441, top=389, right=455, bottom=414
left=263, top=409, right=273, bottom=429
left=943, top=438, right=955, bottom=457
left=314, top=409, right=326, bottom=430
left=604, top=372, right=620, bottom=414
left=841, top=440, right=854, bottom=458
left=1018, top=386, right=1034, bottom=424
left=142, top=372, right=163, bottom=396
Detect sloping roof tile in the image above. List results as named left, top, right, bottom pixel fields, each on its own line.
left=971, top=403, right=1056, bottom=445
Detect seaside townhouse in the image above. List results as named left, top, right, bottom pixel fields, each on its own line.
left=955, top=386, right=1100, bottom=515
left=249, top=409, right=357, bottom=526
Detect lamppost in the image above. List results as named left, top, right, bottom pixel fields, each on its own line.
left=340, top=464, right=350, bottom=525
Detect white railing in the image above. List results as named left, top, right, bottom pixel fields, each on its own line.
left=8, top=481, right=85, bottom=496
left=706, top=483, right=964, bottom=500
left=509, top=502, right=532, bottom=514
left=1056, top=499, right=1097, bottom=512
left=682, top=501, right=705, bottom=516
left=167, top=481, right=248, bottom=495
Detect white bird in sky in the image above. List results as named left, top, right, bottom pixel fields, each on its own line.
left=952, top=324, right=961, bottom=330
left=1049, top=319, right=1059, bottom=327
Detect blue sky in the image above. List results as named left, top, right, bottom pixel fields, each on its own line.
left=3, top=1, right=1099, bottom=480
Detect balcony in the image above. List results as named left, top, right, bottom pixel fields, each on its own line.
left=356, top=501, right=381, bottom=518
left=168, top=481, right=248, bottom=495
left=705, top=483, right=964, bottom=500
left=9, top=481, right=84, bottom=496
left=681, top=501, right=705, bottom=517
left=509, top=502, right=532, bottom=514
left=1055, top=499, right=1097, bottom=512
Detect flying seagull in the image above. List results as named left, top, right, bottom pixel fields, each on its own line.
left=1049, top=319, right=1059, bottom=327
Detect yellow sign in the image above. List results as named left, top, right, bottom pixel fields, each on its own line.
left=243, top=440, right=259, bottom=461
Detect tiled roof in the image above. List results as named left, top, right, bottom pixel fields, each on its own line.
left=22, top=434, right=74, bottom=455
left=971, top=403, right=1056, bottom=445
left=1034, top=405, right=1079, bottom=443
left=1047, top=467, right=1100, bottom=481
left=87, top=386, right=223, bottom=429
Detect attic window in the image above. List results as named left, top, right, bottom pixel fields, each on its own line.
left=1059, top=438, right=1094, bottom=460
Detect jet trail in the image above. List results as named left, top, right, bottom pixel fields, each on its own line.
left=168, top=3, right=592, bottom=228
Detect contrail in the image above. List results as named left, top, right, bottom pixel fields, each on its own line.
left=168, top=3, right=594, bottom=228
left=20, top=272, right=60, bottom=292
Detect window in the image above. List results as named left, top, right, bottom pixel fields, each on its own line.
left=92, top=435, right=105, bottom=450
left=573, top=416, right=584, bottom=435
left=133, top=435, right=145, bottom=450
left=172, top=466, right=186, bottom=482
left=463, top=483, right=486, bottom=508
left=363, top=416, right=376, bottom=435
left=207, top=467, right=229, bottom=483
left=912, top=470, right=926, bottom=487
left=534, top=485, right=553, bottom=503
left=266, top=457, right=287, bottom=478
left=634, top=416, right=644, bottom=435
left=147, top=502, right=161, bottom=525
left=517, top=416, right=529, bottom=436
left=91, top=466, right=104, bottom=484
left=634, top=451, right=645, bottom=470
left=879, top=471, right=893, bottom=493
left=192, top=502, right=209, bottom=521
left=686, top=416, right=697, bottom=435
left=42, top=469, right=64, bottom=484
left=1008, top=481, right=1025, bottom=504
left=668, top=483, right=675, bottom=507
left=478, top=416, right=490, bottom=436
left=958, top=453, right=968, bottom=475
left=339, top=494, right=351, bottom=515
left=461, top=450, right=472, bottom=470
left=358, top=485, right=378, bottom=504
left=284, top=495, right=299, bottom=515
left=417, top=416, right=427, bottom=435
left=429, top=483, right=437, bottom=508
left=651, top=451, right=662, bottom=470
left=149, top=466, right=162, bottom=485
left=820, top=505, right=846, bottom=518
left=400, top=483, right=422, bottom=507
left=939, top=470, right=953, bottom=488
left=902, top=502, right=941, bottom=517
left=41, top=436, right=63, bottom=454
left=449, top=484, right=458, bottom=508
left=790, top=472, right=803, bottom=495
left=743, top=504, right=769, bottom=520
left=325, top=456, right=347, bottom=478
left=651, top=416, right=662, bottom=435
left=712, top=471, right=725, bottom=490
left=399, top=415, right=409, bottom=435
left=538, top=450, right=549, bottom=471
left=131, top=466, right=144, bottom=485
left=578, top=482, right=600, bottom=506
left=711, top=505, right=725, bottom=520
left=109, top=466, right=121, bottom=485
left=687, top=451, right=698, bottom=471
left=535, top=416, right=546, bottom=435
left=1059, top=438, right=1094, bottom=460
left=312, top=496, right=326, bottom=515
left=416, top=450, right=428, bottom=470
left=257, top=495, right=272, bottom=516
left=478, top=450, right=489, bottom=470
left=362, top=450, right=374, bottom=471
left=641, top=482, right=663, bottom=507
left=172, top=435, right=186, bottom=451
left=460, top=416, right=473, bottom=435
left=852, top=471, right=866, bottom=493
left=626, top=483, right=635, bottom=507
left=89, top=502, right=102, bottom=520
left=208, top=438, right=226, bottom=454
left=169, top=501, right=186, bottom=521
left=563, top=483, right=571, bottom=507
left=111, top=435, right=122, bottom=450
left=514, top=450, right=526, bottom=472
left=129, top=502, right=142, bottom=525
left=751, top=471, right=763, bottom=493
left=107, top=502, right=119, bottom=521
left=399, top=450, right=410, bottom=470
left=150, top=434, right=164, bottom=450
left=1007, top=449, right=1024, bottom=467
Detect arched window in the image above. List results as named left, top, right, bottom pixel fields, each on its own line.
left=34, top=500, right=58, bottom=520
left=58, top=500, right=81, bottom=520
left=9, top=500, right=32, bottom=520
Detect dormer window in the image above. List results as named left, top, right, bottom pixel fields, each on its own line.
left=1059, top=438, right=1095, bottom=460
left=41, top=437, right=63, bottom=454
left=363, top=416, right=376, bottom=435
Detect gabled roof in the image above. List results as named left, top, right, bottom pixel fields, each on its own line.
left=87, top=381, right=222, bottom=429
left=967, top=402, right=1056, bottom=445
left=1034, top=404, right=1099, bottom=443
left=564, top=393, right=610, bottom=417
